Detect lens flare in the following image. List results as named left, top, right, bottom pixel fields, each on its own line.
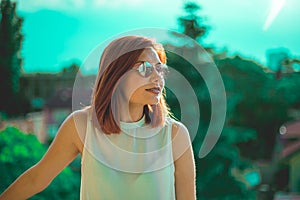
left=263, top=0, right=286, bottom=31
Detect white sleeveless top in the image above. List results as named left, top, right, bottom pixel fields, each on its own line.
left=80, top=109, right=176, bottom=200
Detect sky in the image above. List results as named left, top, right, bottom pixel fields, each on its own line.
left=13, top=0, right=300, bottom=73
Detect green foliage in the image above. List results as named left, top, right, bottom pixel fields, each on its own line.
left=0, top=126, right=80, bottom=199
left=0, top=0, right=30, bottom=117
left=192, top=124, right=258, bottom=199
left=216, top=56, right=300, bottom=159
left=177, top=1, right=209, bottom=41
left=171, top=2, right=295, bottom=198
left=164, top=49, right=257, bottom=199
left=166, top=41, right=300, bottom=198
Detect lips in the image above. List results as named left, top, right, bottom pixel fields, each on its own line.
left=145, top=87, right=161, bottom=95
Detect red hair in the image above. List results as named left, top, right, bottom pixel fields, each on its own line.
left=90, top=36, right=169, bottom=134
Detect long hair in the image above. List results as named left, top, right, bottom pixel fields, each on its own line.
left=91, top=35, right=170, bottom=134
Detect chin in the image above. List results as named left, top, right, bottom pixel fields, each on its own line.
left=147, top=97, right=161, bottom=105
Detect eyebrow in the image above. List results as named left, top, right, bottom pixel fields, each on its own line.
left=135, top=61, right=144, bottom=64
left=137, top=60, right=161, bottom=65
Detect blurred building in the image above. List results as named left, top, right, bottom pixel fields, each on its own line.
left=19, top=64, right=81, bottom=109
left=1, top=65, right=95, bottom=143
left=266, top=48, right=300, bottom=79
left=43, top=87, right=92, bottom=141
left=278, top=121, right=300, bottom=191
left=266, top=48, right=289, bottom=72
left=269, top=120, right=300, bottom=199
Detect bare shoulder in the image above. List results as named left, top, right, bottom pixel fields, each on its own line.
left=170, top=120, right=196, bottom=199
left=61, top=107, right=90, bottom=153
left=71, top=107, right=89, bottom=127
left=171, top=120, right=190, bottom=141
left=62, top=107, right=89, bottom=133
left=170, top=119, right=192, bottom=161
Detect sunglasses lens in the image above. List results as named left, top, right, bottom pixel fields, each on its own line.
left=143, top=61, right=153, bottom=77
left=137, top=61, right=169, bottom=77
left=155, top=64, right=169, bottom=77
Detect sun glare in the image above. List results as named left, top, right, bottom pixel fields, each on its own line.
left=263, top=0, right=286, bottom=31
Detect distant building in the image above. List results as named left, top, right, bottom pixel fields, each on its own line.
left=1, top=65, right=95, bottom=142
left=266, top=48, right=300, bottom=79
left=19, top=64, right=81, bottom=109
left=43, top=87, right=92, bottom=141
left=266, top=48, right=290, bottom=72
left=274, top=120, right=300, bottom=194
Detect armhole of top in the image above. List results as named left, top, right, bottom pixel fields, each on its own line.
left=166, top=117, right=175, bottom=163
left=72, top=107, right=90, bottom=159
left=169, top=119, right=191, bottom=163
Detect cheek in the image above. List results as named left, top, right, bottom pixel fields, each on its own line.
left=121, top=76, right=147, bottom=100
left=129, top=89, right=142, bottom=102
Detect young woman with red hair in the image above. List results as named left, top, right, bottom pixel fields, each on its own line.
left=0, top=36, right=196, bottom=200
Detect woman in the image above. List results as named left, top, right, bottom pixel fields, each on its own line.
left=0, top=36, right=196, bottom=200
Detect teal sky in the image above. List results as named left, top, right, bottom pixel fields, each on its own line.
left=14, top=0, right=300, bottom=73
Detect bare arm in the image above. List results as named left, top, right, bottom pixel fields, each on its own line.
left=172, top=122, right=196, bottom=200
left=0, top=112, right=83, bottom=200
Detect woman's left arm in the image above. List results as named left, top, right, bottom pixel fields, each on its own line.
left=172, top=122, right=196, bottom=200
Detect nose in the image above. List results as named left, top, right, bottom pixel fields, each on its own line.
left=150, top=68, right=163, bottom=84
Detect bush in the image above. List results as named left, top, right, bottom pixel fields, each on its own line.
left=0, top=126, right=80, bottom=199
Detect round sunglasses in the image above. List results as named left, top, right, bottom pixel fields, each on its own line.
left=135, top=61, right=169, bottom=78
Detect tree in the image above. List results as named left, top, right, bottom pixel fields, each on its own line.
left=164, top=2, right=260, bottom=199
left=0, top=0, right=26, bottom=117
left=177, top=1, right=209, bottom=41
left=165, top=51, right=258, bottom=199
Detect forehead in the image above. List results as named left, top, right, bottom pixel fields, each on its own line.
left=138, top=47, right=161, bottom=63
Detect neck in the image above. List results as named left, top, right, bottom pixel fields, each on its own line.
left=120, top=103, right=144, bottom=123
